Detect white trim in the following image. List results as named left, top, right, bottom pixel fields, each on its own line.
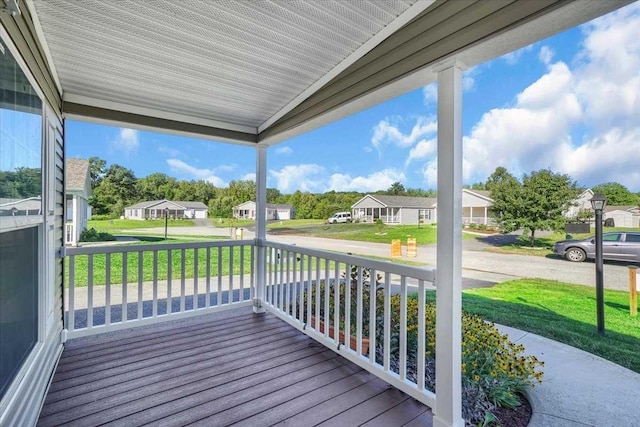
left=350, top=194, right=388, bottom=209
left=257, top=0, right=437, bottom=133
left=254, top=146, right=267, bottom=313
left=63, top=93, right=258, bottom=135
left=25, top=0, right=63, bottom=95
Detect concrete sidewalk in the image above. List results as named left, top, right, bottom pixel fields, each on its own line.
left=497, top=325, right=640, bottom=426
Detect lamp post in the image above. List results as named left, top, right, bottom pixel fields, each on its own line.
left=590, top=193, right=607, bottom=334
left=164, top=207, right=169, bottom=240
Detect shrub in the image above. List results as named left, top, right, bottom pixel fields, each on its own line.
left=478, top=224, right=487, bottom=230
left=469, top=223, right=478, bottom=229
left=297, top=280, right=543, bottom=425
left=375, top=218, right=383, bottom=225
left=79, top=228, right=116, bottom=242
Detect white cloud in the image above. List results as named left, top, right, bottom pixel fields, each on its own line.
left=166, top=159, right=226, bottom=187
left=458, top=3, right=640, bottom=190
left=269, top=164, right=325, bottom=193
left=405, top=138, right=436, bottom=167
left=158, top=145, right=182, bottom=158
left=275, top=146, right=293, bottom=155
left=111, top=128, right=139, bottom=153
left=371, top=116, right=437, bottom=153
left=329, top=169, right=405, bottom=192
left=501, top=44, right=534, bottom=65
left=423, top=83, right=437, bottom=105
left=241, top=173, right=256, bottom=182
left=538, top=46, right=554, bottom=65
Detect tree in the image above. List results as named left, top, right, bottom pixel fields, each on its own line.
left=136, top=173, right=176, bottom=201
left=387, top=182, right=406, bottom=195
left=488, top=167, right=578, bottom=247
left=87, top=157, right=107, bottom=188
left=91, top=164, right=138, bottom=216
left=591, top=182, right=639, bottom=206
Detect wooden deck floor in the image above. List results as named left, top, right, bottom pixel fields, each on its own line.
left=38, top=307, right=432, bottom=427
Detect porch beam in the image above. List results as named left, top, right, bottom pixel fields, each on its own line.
left=254, top=145, right=267, bottom=313
left=434, top=60, right=465, bottom=427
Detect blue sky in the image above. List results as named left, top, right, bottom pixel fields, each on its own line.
left=66, top=3, right=640, bottom=193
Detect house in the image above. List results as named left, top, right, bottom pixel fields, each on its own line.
left=0, top=197, right=42, bottom=216
left=233, top=201, right=295, bottom=220
left=65, top=158, right=92, bottom=246
left=124, top=200, right=209, bottom=220
left=351, top=189, right=494, bottom=225
left=351, top=194, right=437, bottom=224
left=565, top=189, right=595, bottom=219
left=604, top=206, right=640, bottom=228
left=1, top=1, right=629, bottom=427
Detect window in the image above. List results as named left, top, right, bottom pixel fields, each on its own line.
left=0, top=38, right=43, bottom=401
left=602, top=233, right=621, bottom=242
left=419, top=209, right=432, bottom=221
left=625, top=233, right=640, bottom=243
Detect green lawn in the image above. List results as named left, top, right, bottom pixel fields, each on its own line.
left=88, top=219, right=195, bottom=231
left=422, top=279, right=640, bottom=373
left=268, top=219, right=325, bottom=229
left=66, top=239, right=252, bottom=286
left=270, top=222, right=476, bottom=245
left=211, top=217, right=255, bottom=228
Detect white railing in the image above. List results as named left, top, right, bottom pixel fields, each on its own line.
left=261, top=241, right=437, bottom=408
left=65, top=222, right=75, bottom=245
left=64, top=239, right=255, bottom=338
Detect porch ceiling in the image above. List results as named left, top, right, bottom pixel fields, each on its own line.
left=27, top=0, right=632, bottom=145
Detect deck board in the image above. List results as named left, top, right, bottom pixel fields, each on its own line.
left=39, top=307, right=432, bottom=427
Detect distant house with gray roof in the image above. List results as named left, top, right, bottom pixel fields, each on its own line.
left=124, top=200, right=208, bottom=220
left=232, top=201, right=294, bottom=220
left=351, top=189, right=494, bottom=225
left=65, top=158, right=92, bottom=245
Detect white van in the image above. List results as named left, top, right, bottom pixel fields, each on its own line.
left=328, top=212, right=352, bottom=224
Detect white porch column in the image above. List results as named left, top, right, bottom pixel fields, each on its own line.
left=469, top=206, right=473, bottom=224
left=434, top=60, right=465, bottom=427
left=254, top=145, right=267, bottom=313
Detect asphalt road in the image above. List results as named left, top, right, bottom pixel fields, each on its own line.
left=118, top=226, right=635, bottom=291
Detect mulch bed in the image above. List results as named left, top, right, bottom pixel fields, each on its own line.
left=492, top=394, right=532, bottom=427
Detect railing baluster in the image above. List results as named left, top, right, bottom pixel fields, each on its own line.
left=306, top=255, right=312, bottom=326
left=205, top=247, right=211, bottom=308
left=105, top=253, right=111, bottom=326
left=68, top=255, right=75, bottom=332
left=356, top=266, right=363, bottom=355
left=137, top=251, right=143, bottom=320
left=229, top=246, right=234, bottom=303
left=400, top=276, right=407, bottom=381
left=369, top=268, right=377, bottom=364
left=194, top=248, right=199, bottom=309
left=418, top=280, right=426, bottom=391
left=279, top=249, right=284, bottom=312
left=285, top=251, right=290, bottom=315
left=324, top=259, right=329, bottom=338
left=239, top=244, right=244, bottom=302
left=167, top=250, right=172, bottom=315
left=344, top=263, right=351, bottom=352
left=217, top=247, right=222, bottom=307
left=122, top=252, right=128, bottom=323
left=180, top=249, right=186, bottom=312
left=87, top=255, right=94, bottom=329
left=292, top=251, right=297, bottom=319
left=298, top=255, right=304, bottom=322
left=267, top=247, right=273, bottom=305
left=152, top=251, right=158, bottom=317
left=333, top=261, right=340, bottom=346
left=383, top=272, right=391, bottom=371
left=315, top=257, right=320, bottom=332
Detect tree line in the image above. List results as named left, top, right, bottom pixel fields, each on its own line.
left=86, top=157, right=639, bottom=230
left=87, top=157, right=434, bottom=219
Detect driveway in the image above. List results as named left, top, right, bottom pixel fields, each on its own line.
left=117, top=226, right=634, bottom=291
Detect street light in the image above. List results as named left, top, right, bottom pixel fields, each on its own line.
left=590, top=193, right=607, bottom=334
left=164, top=207, right=169, bottom=240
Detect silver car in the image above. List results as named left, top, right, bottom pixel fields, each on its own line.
left=553, top=231, right=640, bottom=263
